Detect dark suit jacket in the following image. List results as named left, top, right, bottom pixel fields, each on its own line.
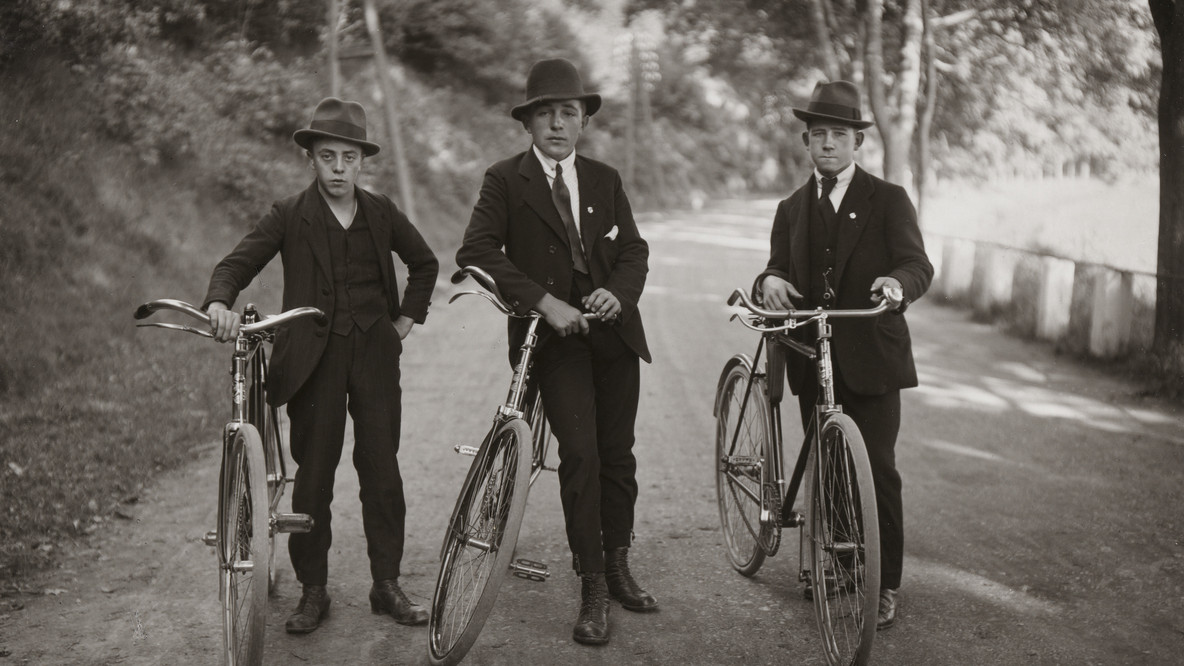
left=456, top=150, right=651, bottom=363
left=203, top=181, right=439, bottom=406
left=757, top=166, right=932, bottom=397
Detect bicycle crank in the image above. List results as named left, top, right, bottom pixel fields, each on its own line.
left=510, top=558, right=550, bottom=582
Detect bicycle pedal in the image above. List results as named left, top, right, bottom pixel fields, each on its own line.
left=454, top=444, right=480, bottom=457
left=509, top=558, right=550, bottom=582
left=273, top=512, right=314, bottom=534
left=201, top=529, right=217, bottom=547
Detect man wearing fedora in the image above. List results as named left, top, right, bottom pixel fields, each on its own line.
left=456, top=57, right=656, bottom=646
left=203, top=97, right=439, bottom=634
left=755, top=80, right=933, bottom=630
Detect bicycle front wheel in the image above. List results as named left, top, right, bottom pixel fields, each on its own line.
left=428, top=419, right=532, bottom=666
left=808, top=413, right=880, bottom=666
left=714, top=358, right=773, bottom=576
left=219, top=425, right=269, bottom=666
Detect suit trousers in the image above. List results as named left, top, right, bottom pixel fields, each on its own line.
left=286, top=320, right=406, bottom=586
left=532, top=276, right=641, bottom=573
left=796, top=375, right=904, bottom=591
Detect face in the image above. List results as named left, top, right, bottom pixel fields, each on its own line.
left=802, top=121, right=863, bottom=177
left=309, top=138, right=364, bottom=201
left=524, top=100, right=587, bottom=162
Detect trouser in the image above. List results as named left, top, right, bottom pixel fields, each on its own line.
left=796, top=376, right=904, bottom=591
left=286, top=321, right=405, bottom=586
left=532, top=272, right=641, bottom=573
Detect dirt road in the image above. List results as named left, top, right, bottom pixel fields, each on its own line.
left=2, top=201, right=1183, bottom=665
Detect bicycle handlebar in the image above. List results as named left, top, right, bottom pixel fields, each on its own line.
left=728, top=288, right=891, bottom=323
left=449, top=266, right=604, bottom=321
left=134, top=298, right=327, bottom=336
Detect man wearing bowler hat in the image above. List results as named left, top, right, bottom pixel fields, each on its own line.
left=456, top=57, right=657, bottom=645
left=755, top=80, right=933, bottom=630
left=203, top=97, right=439, bottom=634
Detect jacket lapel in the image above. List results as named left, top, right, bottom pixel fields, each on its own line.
left=298, top=182, right=333, bottom=283
left=834, top=166, right=874, bottom=286
left=790, top=180, right=812, bottom=291
left=575, top=156, right=602, bottom=256
left=358, top=189, right=392, bottom=289
left=518, top=151, right=570, bottom=247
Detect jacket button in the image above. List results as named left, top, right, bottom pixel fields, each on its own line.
left=548, top=245, right=556, bottom=254
left=546, top=277, right=555, bottom=286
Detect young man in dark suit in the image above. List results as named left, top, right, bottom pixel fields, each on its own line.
left=203, top=97, right=439, bottom=635
left=456, top=58, right=657, bottom=646
left=756, top=80, right=933, bottom=631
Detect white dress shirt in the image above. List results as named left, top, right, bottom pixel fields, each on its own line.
left=814, top=161, right=856, bottom=213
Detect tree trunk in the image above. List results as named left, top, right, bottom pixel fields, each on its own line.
left=362, top=0, right=417, bottom=223
left=864, top=0, right=922, bottom=186
left=916, top=0, right=937, bottom=220
left=808, top=0, right=841, bottom=80
left=326, top=0, right=342, bottom=96
left=1150, top=0, right=1184, bottom=354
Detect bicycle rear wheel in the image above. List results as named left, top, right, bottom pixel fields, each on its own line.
left=428, top=419, right=532, bottom=666
left=714, top=358, right=774, bottom=576
left=808, top=413, right=880, bottom=666
left=219, top=425, right=269, bottom=666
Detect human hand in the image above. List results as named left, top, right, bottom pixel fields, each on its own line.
left=581, top=288, right=621, bottom=321
left=760, top=275, right=803, bottom=311
left=393, top=314, right=415, bottom=340
left=534, top=293, right=590, bottom=337
left=870, top=276, right=904, bottom=310
left=206, top=302, right=240, bottom=343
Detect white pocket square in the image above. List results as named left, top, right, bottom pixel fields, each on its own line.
left=605, top=226, right=618, bottom=240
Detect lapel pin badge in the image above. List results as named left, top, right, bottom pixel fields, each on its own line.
left=586, top=206, right=594, bottom=214
left=849, top=212, right=856, bottom=219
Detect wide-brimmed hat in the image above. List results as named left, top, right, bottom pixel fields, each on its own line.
left=293, top=97, right=381, bottom=156
left=792, top=80, right=874, bottom=129
left=510, top=58, right=602, bottom=121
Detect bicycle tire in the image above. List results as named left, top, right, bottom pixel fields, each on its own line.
left=714, top=358, right=773, bottom=576
left=219, top=426, right=269, bottom=666
left=808, top=413, right=880, bottom=666
left=428, top=418, right=533, bottom=666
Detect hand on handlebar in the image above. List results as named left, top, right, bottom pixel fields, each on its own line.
left=870, top=277, right=904, bottom=310
left=535, top=293, right=590, bottom=337
left=759, top=275, right=804, bottom=311
left=581, top=288, right=621, bottom=322
left=206, top=302, right=241, bottom=343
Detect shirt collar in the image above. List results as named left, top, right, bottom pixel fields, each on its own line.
left=532, top=144, right=577, bottom=178
left=814, top=161, right=856, bottom=189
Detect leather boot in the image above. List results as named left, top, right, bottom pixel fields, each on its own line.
left=572, top=572, right=609, bottom=645
left=369, top=579, right=429, bottom=626
left=877, top=588, right=898, bottom=631
left=604, top=547, right=658, bottom=612
left=285, top=584, right=330, bottom=634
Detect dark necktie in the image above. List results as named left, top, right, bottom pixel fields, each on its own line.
left=552, top=163, right=589, bottom=274
left=819, top=175, right=838, bottom=225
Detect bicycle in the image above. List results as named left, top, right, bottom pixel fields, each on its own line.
left=427, top=266, right=601, bottom=666
left=714, top=288, right=892, bottom=666
left=134, top=299, right=325, bottom=666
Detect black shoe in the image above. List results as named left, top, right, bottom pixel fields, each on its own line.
left=285, top=585, right=330, bottom=634
left=369, top=579, right=429, bottom=626
left=605, top=547, right=659, bottom=612
left=876, top=588, right=897, bottom=631
left=573, top=572, right=610, bottom=645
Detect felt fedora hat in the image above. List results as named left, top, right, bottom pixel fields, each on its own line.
left=791, top=80, right=874, bottom=129
left=510, top=58, right=602, bottom=121
left=293, top=97, right=381, bottom=156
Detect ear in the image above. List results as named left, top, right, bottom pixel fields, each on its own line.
left=854, top=131, right=864, bottom=150
left=801, top=131, right=810, bottom=147
left=581, top=116, right=590, bottom=129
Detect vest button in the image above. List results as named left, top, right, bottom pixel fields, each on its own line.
left=546, top=277, right=555, bottom=286
left=548, top=245, right=557, bottom=254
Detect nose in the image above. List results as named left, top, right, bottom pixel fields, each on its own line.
left=549, top=113, right=564, bottom=130
left=332, top=156, right=345, bottom=172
